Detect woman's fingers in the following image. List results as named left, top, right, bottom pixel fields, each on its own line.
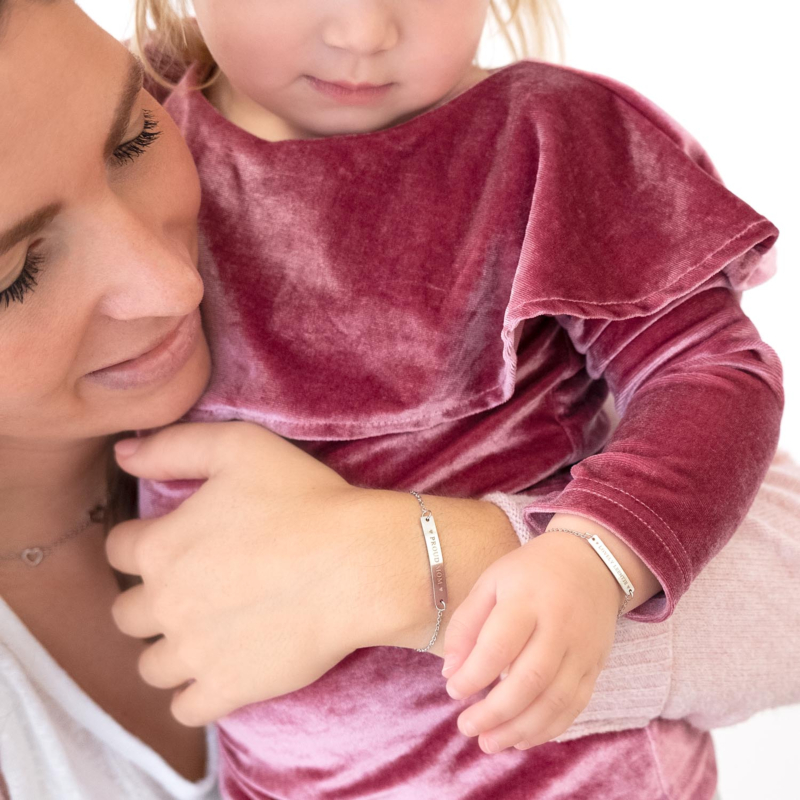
left=170, top=679, right=237, bottom=728
left=138, top=636, right=193, bottom=690
left=105, top=518, right=154, bottom=576
left=111, top=583, right=162, bottom=639
left=455, top=626, right=565, bottom=737
left=445, top=600, right=537, bottom=701
left=114, top=421, right=262, bottom=482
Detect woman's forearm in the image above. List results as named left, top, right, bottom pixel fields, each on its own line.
left=106, top=421, right=666, bottom=725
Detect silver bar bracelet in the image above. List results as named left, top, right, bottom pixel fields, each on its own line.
left=410, top=491, right=449, bottom=652
left=545, top=528, right=636, bottom=617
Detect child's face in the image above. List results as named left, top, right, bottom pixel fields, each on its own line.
left=193, top=0, right=492, bottom=138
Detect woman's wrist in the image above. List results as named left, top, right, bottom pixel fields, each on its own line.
left=350, top=490, right=520, bottom=657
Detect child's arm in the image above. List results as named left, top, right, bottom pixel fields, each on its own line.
left=525, top=286, right=783, bottom=624
left=485, top=452, right=800, bottom=742
left=440, top=285, right=783, bottom=752
left=441, top=513, right=658, bottom=753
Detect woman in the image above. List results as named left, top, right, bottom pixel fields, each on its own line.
left=0, top=0, right=214, bottom=795
left=0, top=2, right=798, bottom=799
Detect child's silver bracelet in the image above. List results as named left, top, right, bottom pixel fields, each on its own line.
left=545, top=528, right=636, bottom=617
left=409, top=491, right=448, bottom=652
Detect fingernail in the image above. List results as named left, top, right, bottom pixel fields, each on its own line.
left=446, top=683, right=464, bottom=700
left=460, top=720, right=478, bottom=737
left=115, top=438, right=141, bottom=458
left=499, top=668, right=509, bottom=681
left=483, top=737, right=500, bottom=754
left=442, top=658, right=457, bottom=677
left=514, top=741, right=529, bottom=750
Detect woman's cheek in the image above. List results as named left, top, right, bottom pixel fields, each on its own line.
left=138, top=104, right=203, bottom=233
left=0, top=315, right=78, bottom=432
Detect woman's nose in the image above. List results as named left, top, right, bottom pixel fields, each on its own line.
left=322, top=1, right=400, bottom=56
left=88, top=202, right=204, bottom=321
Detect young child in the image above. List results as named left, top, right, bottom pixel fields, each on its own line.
left=129, top=1, right=793, bottom=797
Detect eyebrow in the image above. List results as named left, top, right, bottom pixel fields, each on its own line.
left=0, top=204, right=61, bottom=258
left=0, top=54, right=145, bottom=259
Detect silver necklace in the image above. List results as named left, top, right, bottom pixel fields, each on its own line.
left=0, top=503, right=107, bottom=568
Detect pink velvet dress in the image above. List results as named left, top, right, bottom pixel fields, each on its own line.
left=142, top=58, right=783, bottom=799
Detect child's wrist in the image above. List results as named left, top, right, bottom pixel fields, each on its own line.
left=542, top=513, right=663, bottom=612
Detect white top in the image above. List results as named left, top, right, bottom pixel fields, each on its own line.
left=0, top=596, right=220, bottom=800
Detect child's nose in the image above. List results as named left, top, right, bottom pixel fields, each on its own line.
left=322, top=1, right=399, bottom=56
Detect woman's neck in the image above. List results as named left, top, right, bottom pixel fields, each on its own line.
left=0, top=435, right=208, bottom=782
left=0, top=435, right=111, bottom=557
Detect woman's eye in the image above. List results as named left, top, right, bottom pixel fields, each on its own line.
left=0, top=251, right=44, bottom=309
left=111, top=109, right=162, bottom=167
left=0, top=112, right=163, bottom=311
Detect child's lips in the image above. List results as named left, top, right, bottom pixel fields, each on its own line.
left=305, top=76, right=394, bottom=106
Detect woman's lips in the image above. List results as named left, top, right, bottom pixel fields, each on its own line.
left=305, top=76, right=394, bottom=105
left=85, top=309, right=202, bottom=391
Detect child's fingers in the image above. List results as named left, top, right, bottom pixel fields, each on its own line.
left=513, top=673, right=597, bottom=750
left=455, top=626, right=565, bottom=736
left=445, top=600, right=536, bottom=701
left=476, top=661, right=588, bottom=754
left=440, top=580, right=499, bottom=678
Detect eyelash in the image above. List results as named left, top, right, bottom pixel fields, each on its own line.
left=0, top=252, right=43, bottom=309
left=111, top=110, right=162, bottom=166
left=0, top=111, right=162, bottom=309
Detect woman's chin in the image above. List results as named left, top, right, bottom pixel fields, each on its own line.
left=96, top=336, right=212, bottom=435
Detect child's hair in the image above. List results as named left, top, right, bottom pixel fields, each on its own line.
left=490, top=0, right=565, bottom=63
left=135, top=0, right=565, bottom=90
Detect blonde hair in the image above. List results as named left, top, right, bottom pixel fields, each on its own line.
left=135, top=0, right=565, bottom=89
left=488, top=1, right=565, bottom=62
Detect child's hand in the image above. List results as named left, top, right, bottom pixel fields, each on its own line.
left=441, top=529, right=623, bottom=753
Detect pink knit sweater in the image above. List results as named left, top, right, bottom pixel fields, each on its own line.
left=487, top=447, right=800, bottom=741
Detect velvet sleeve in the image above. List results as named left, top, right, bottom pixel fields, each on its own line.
left=501, top=69, right=784, bottom=622
left=524, top=286, right=783, bottom=621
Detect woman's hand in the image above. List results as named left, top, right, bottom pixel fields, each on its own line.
left=106, top=422, right=390, bottom=727
left=440, top=528, right=632, bottom=754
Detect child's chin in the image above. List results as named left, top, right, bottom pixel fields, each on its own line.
left=301, top=107, right=410, bottom=138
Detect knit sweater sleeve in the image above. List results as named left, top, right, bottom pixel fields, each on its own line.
left=484, top=450, right=800, bottom=740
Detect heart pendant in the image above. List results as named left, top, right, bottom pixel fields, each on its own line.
left=21, top=548, right=44, bottom=567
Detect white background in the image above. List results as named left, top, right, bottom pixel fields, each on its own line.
left=79, top=2, right=799, bottom=797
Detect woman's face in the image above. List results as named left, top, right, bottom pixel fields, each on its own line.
left=0, top=0, right=211, bottom=444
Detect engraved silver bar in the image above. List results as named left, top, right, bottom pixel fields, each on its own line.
left=586, top=535, right=635, bottom=597
left=420, top=514, right=448, bottom=609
